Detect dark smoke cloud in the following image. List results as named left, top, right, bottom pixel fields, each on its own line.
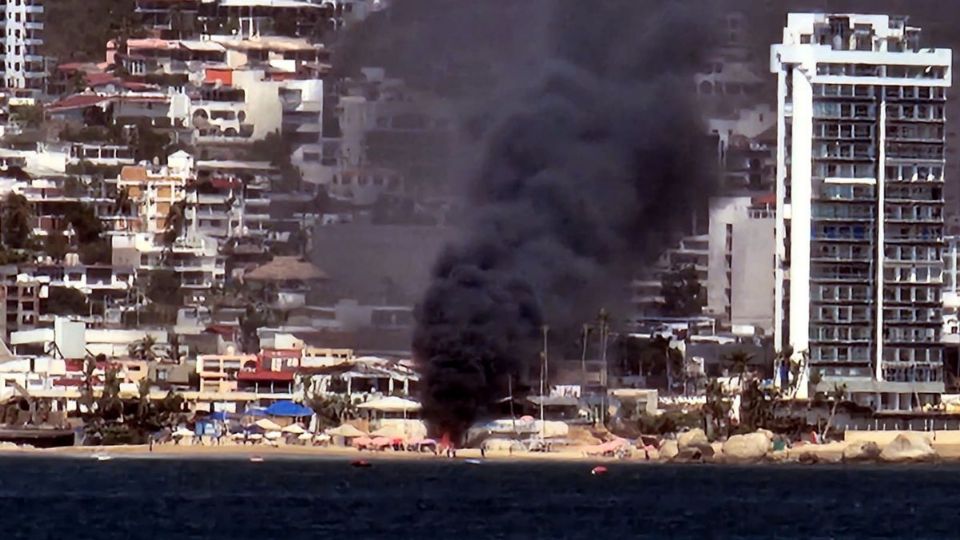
left=409, top=0, right=719, bottom=440
left=342, top=0, right=719, bottom=440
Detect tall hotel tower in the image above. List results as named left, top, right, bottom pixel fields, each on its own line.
left=772, top=14, right=951, bottom=410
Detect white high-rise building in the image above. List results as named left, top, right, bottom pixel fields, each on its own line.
left=772, top=14, right=951, bottom=410
left=1, top=0, right=44, bottom=93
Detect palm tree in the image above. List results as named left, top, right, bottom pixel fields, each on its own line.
left=647, top=335, right=673, bottom=393
left=112, top=187, right=133, bottom=216
left=820, top=383, right=847, bottom=441
left=703, top=379, right=729, bottom=437
left=163, top=200, right=188, bottom=246
left=723, top=350, right=755, bottom=389
left=2, top=193, right=33, bottom=249
left=129, top=334, right=159, bottom=361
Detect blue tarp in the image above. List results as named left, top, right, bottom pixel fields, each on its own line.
left=265, top=401, right=314, bottom=417
left=244, top=408, right=268, bottom=417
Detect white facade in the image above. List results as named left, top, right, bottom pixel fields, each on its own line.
left=2, top=0, right=44, bottom=93
left=772, top=14, right=950, bottom=409
left=706, top=196, right=775, bottom=334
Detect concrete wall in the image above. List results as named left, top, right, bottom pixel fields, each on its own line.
left=233, top=70, right=282, bottom=140
left=731, top=216, right=774, bottom=332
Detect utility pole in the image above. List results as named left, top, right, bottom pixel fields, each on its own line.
left=508, top=374, right=516, bottom=435
left=580, top=323, right=590, bottom=394
left=598, top=309, right=610, bottom=426
left=540, top=324, right=549, bottom=441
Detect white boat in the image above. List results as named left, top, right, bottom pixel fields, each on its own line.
left=93, top=454, right=112, bottom=461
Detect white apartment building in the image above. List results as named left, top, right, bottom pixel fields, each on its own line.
left=772, top=14, right=950, bottom=409
left=706, top=195, right=775, bottom=334
left=1, top=0, right=44, bottom=94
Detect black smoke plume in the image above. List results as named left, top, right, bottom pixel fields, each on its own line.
left=345, top=0, right=719, bottom=440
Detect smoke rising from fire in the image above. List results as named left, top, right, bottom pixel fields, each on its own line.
left=344, top=0, right=718, bottom=440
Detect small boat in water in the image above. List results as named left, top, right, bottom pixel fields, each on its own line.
left=93, top=454, right=112, bottom=462
left=591, top=466, right=608, bottom=476
left=465, top=459, right=482, bottom=465
left=249, top=455, right=264, bottom=463
left=351, top=459, right=371, bottom=468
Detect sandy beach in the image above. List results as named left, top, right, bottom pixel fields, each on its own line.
left=2, top=437, right=959, bottom=463
left=0, top=442, right=613, bottom=463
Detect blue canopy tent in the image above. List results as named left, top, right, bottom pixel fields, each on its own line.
left=265, top=401, right=314, bottom=417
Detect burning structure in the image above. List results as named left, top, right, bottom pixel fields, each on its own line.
left=405, top=0, right=717, bottom=441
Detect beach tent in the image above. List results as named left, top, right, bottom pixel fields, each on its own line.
left=265, top=401, right=314, bottom=417
left=372, top=425, right=406, bottom=438
left=326, top=424, right=367, bottom=438
left=357, top=397, right=422, bottom=414
left=254, top=419, right=283, bottom=431
left=282, top=424, right=306, bottom=434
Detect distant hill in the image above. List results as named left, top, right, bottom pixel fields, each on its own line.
left=44, top=0, right=137, bottom=63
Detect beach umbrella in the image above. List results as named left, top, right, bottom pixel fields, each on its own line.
left=352, top=436, right=373, bottom=448
left=264, top=431, right=282, bottom=440
left=282, top=423, right=306, bottom=434
left=246, top=433, right=264, bottom=441
left=357, top=396, right=422, bottom=414
left=315, top=434, right=331, bottom=443
left=371, top=436, right=393, bottom=449
left=265, top=400, right=314, bottom=417
left=297, top=432, right=314, bottom=441
left=326, top=424, right=368, bottom=438
left=254, top=419, right=283, bottom=431
left=372, top=424, right=406, bottom=438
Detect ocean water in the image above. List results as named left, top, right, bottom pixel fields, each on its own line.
left=0, top=456, right=957, bottom=539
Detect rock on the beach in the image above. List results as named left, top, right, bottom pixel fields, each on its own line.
left=673, top=446, right=705, bottom=463
left=842, top=441, right=881, bottom=462
left=710, top=442, right=724, bottom=456
left=677, top=428, right=708, bottom=450
left=879, top=433, right=937, bottom=463
left=722, top=432, right=772, bottom=462
left=659, top=439, right=679, bottom=460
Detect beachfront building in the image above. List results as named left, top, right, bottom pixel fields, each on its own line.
left=772, top=14, right=951, bottom=409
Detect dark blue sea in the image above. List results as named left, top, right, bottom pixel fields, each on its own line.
left=0, top=456, right=956, bottom=539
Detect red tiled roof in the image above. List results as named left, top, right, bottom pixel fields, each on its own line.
left=236, top=370, right=294, bottom=382
left=47, top=94, right=114, bottom=113
left=120, top=166, right=148, bottom=182
left=85, top=72, right=120, bottom=87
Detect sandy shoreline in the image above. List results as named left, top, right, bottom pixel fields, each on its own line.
left=2, top=440, right=960, bottom=464
left=0, top=443, right=612, bottom=463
